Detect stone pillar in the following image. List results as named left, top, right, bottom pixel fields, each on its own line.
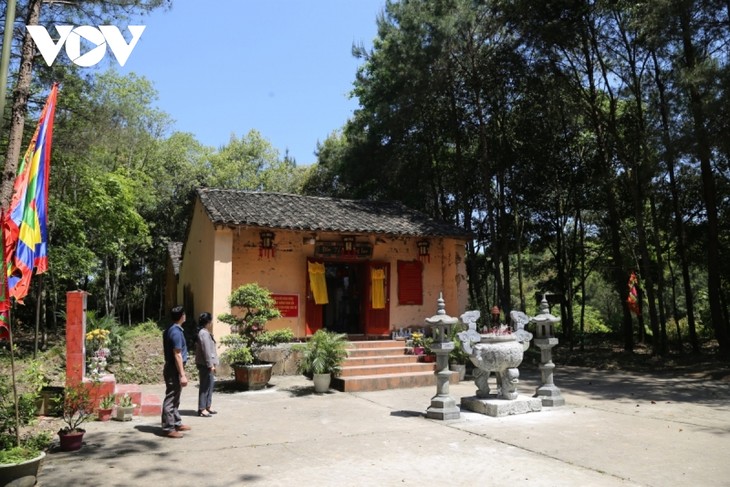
left=425, top=293, right=460, bottom=420
left=530, top=295, right=565, bottom=407
left=65, top=291, right=88, bottom=387
left=534, top=337, right=564, bottom=406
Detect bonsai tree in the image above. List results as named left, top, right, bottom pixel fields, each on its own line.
left=295, top=329, right=348, bottom=377
left=219, top=283, right=293, bottom=366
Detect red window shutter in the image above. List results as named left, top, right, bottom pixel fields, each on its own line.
left=397, top=260, right=423, bottom=305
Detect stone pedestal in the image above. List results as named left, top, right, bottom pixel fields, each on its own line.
left=424, top=294, right=460, bottom=420
left=534, top=337, right=565, bottom=407
left=461, top=395, right=542, bottom=417
left=426, top=346, right=460, bottom=420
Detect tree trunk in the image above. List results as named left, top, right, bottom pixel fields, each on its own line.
left=679, top=7, right=730, bottom=358
left=651, top=49, right=699, bottom=353
left=1, top=0, right=42, bottom=210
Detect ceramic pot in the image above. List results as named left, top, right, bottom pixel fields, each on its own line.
left=97, top=408, right=113, bottom=422
left=58, top=431, right=85, bottom=452
left=232, top=363, right=274, bottom=391
left=312, top=373, right=331, bottom=393
left=0, top=451, right=45, bottom=485
left=114, top=406, right=135, bottom=421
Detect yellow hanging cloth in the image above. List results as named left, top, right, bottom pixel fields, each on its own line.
left=308, top=261, right=329, bottom=305
left=371, top=267, right=386, bottom=309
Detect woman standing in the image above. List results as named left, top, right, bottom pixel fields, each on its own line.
left=195, top=312, right=219, bottom=417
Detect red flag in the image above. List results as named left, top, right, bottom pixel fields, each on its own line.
left=627, top=272, right=640, bottom=316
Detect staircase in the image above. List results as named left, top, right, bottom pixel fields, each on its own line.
left=332, top=340, right=459, bottom=392
left=90, top=374, right=161, bottom=417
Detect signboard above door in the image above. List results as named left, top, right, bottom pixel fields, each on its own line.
left=315, top=241, right=373, bottom=259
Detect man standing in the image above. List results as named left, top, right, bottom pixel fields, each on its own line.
left=162, top=306, right=191, bottom=438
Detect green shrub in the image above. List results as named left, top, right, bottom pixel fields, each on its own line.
left=219, top=283, right=293, bottom=365
left=294, top=329, right=348, bottom=376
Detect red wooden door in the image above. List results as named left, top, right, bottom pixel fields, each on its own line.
left=305, top=259, right=324, bottom=335
left=365, top=262, right=390, bottom=335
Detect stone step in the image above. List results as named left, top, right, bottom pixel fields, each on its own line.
left=332, top=370, right=459, bottom=392
left=346, top=339, right=408, bottom=349
left=114, top=384, right=161, bottom=417
left=334, top=340, right=459, bottom=392
left=346, top=346, right=410, bottom=358
left=344, top=354, right=421, bottom=367
left=338, top=362, right=436, bottom=377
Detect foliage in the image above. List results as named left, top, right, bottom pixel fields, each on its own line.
left=409, top=332, right=426, bottom=348
left=109, top=322, right=165, bottom=384
left=117, top=394, right=134, bottom=408
left=57, top=383, right=95, bottom=434
left=294, top=329, right=349, bottom=376
left=572, top=304, right=611, bottom=334
left=99, top=394, right=115, bottom=410
left=218, top=283, right=292, bottom=365
left=0, top=361, right=51, bottom=457
left=449, top=324, right=470, bottom=365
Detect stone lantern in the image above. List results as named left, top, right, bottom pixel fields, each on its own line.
left=424, top=293, right=460, bottom=420
left=530, top=294, right=565, bottom=406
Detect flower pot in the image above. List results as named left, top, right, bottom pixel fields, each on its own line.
left=114, top=406, right=135, bottom=422
left=97, top=407, right=113, bottom=422
left=58, top=431, right=85, bottom=452
left=412, top=346, right=425, bottom=356
left=0, top=451, right=45, bottom=485
left=232, top=363, right=274, bottom=391
left=420, top=354, right=436, bottom=363
left=312, top=373, right=331, bottom=393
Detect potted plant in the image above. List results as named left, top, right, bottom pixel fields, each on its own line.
left=114, top=394, right=135, bottom=422
left=294, top=329, right=348, bottom=393
left=448, top=323, right=469, bottom=381
left=409, top=332, right=426, bottom=356
left=97, top=393, right=115, bottom=422
left=417, top=335, right=435, bottom=362
left=0, top=363, right=52, bottom=484
left=219, top=283, right=294, bottom=390
left=57, top=382, right=95, bottom=451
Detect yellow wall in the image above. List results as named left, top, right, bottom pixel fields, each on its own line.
left=177, top=199, right=217, bottom=327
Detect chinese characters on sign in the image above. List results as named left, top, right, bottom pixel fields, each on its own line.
left=271, top=294, right=299, bottom=318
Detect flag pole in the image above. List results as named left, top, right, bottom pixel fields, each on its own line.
left=34, top=275, right=42, bottom=358
left=7, top=304, right=21, bottom=447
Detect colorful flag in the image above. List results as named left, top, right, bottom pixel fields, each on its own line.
left=627, top=271, right=640, bottom=316
left=3, top=84, right=58, bottom=303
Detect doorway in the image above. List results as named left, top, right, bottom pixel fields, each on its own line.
left=305, top=259, right=391, bottom=336
left=322, top=262, right=365, bottom=334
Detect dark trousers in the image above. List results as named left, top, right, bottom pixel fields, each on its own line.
left=162, top=363, right=182, bottom=431
left=197, top=364, right=215, bottom=411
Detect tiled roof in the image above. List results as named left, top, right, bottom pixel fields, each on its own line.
left=197, top=189, right=470, bottom=238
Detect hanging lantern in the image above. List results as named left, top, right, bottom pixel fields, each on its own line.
left=259, top=231, right=275, bottom=259
left=417, top=240, right=430, bottom=263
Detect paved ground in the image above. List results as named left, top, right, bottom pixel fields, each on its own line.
left=37, top=365, right=730, bottom=487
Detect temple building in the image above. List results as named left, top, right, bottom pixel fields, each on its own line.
left=166, top=188, right=470, bottom=340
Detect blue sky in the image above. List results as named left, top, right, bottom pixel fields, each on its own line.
left=116, top=0, right=385, bottom=165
